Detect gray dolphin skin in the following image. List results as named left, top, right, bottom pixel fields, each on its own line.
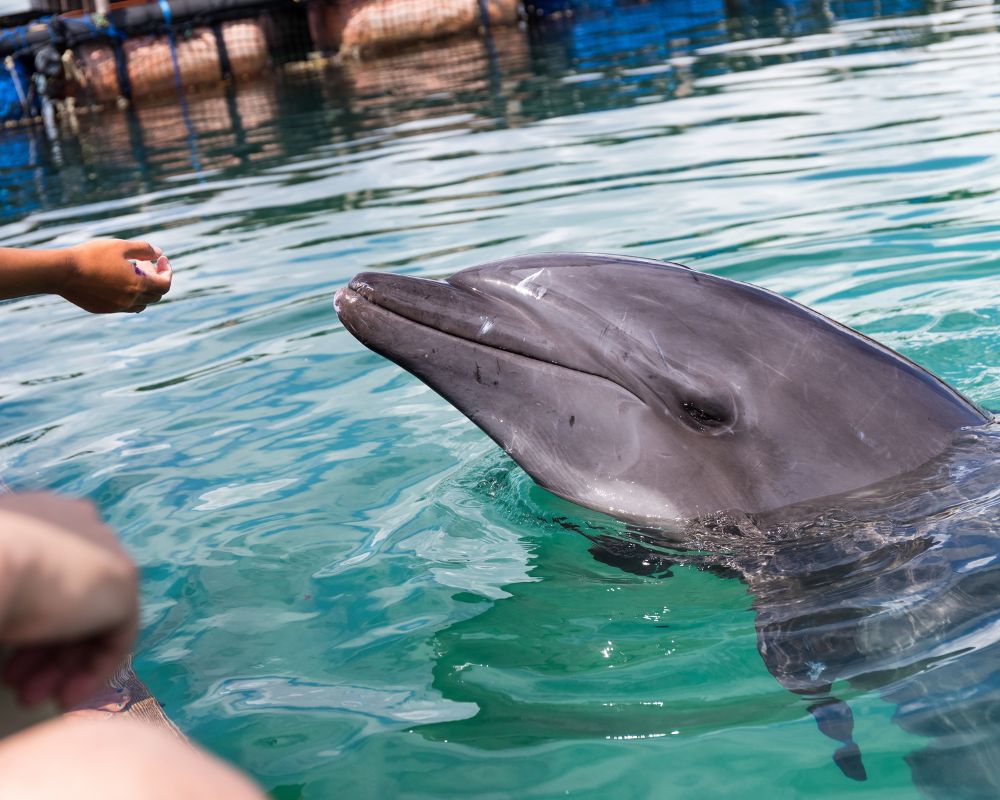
left=335, top=253, right=999, bottom=795
left=335, top=253, right=989, bottom=522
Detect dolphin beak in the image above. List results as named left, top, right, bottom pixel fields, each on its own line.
left=344, top=272, right=482, bottom=332
left=336, top=271, right=556, bottom=362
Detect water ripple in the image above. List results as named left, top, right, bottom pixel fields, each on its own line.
left=1, top=0, right=999, bottom=795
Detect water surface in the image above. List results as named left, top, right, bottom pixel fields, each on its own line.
left=1, top=0, right=999, bottom=796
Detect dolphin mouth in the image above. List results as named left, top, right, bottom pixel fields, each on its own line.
left=335, top=276, right=495, bottom=355
left=337, top=270, right=553, bottom=364
left=334, top=276, right=571, bottom=368
left=338, top=272, right=500, bottom=345
left=334, top=272, right=647, bottom=404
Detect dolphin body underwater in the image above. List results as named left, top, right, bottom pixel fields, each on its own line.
left=335, top=253, right=1000, bottom=796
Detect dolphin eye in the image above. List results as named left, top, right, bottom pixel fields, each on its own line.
left=681, top=401, right=729, bottom=431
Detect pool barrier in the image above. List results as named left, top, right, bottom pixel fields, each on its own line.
left=0, top=1, right=277, bottom=121
left=0, top=0, right=524, bottom=123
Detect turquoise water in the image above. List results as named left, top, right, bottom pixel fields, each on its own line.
left=2, top=0, right=1000, bottom=796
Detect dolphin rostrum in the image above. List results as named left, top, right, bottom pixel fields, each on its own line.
left=334, top=253, right=998, bottom=794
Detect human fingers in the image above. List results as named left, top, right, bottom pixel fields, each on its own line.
left=123, top=242, right=173, bottom=295
left=120, top=240, right=161, bottom=261
left=130, top=255, right=171, bottom=277
left=124, top=304, right=147, bottom=314
left=131, top=269, right=171, bottom=303
left=138, top=254, right=173, bottom=293
left=129, top=258, right=172, bottom=302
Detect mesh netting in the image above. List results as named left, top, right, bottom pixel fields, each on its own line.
left=0, top=0, right=520, bottom=122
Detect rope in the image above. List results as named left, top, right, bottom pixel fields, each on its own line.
left=158, top=0, right=186, bottom=96
left=477, top=0, right=492, bottom=32
left=157, top=0, right=202, bottom=174
left=212, top=20, right=231, bottom=80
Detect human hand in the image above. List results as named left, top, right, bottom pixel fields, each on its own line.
left=60, top=239, right=173, bottom=314
left=0, top=493, right=138, bottom=711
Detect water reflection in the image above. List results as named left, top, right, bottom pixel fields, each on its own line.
left=1, top=0, right=999, bottom=795
left=422, top=429, right=1000, bottom=797
left=2, top=0, right=996, bottom=224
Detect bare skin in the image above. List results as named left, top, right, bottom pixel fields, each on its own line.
left=0, top=239, right=173, bottom=313
left=0, top=717, right=267, bottom=799
left=0, top=496, right=267, bottom=798
left=0, top=247, right=267, bottom=795
left=0, top=494, right=138, bottom=711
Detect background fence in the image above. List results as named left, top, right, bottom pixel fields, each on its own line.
left=0, top=0, right=943, bottom=125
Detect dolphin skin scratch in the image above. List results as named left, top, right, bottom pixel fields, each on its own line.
left=335, top=253, right=998, bottom=795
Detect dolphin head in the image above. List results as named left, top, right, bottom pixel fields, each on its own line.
left=335, top=253, right=989, bottom=524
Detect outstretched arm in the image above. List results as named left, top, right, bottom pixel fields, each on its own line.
left=0, top=239, right=172, bottom=313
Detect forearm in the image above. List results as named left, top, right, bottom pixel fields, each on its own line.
left=0, top=240, right=171, bottom=314
left=0, top=248, right=71, bottom=301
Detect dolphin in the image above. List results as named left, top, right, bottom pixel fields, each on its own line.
left=334, top=253, right=988, bottom=523
left=334, top=253, right=998, bottom=793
